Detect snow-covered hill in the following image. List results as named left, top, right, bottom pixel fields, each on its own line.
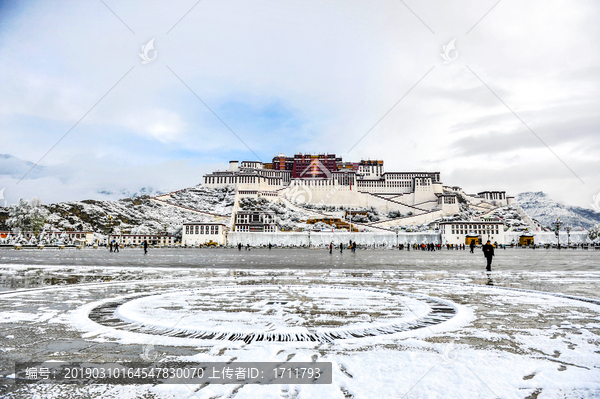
left=3, top=186, right=597, bottom=236
left=0, top=186, right=235, bottom=234
left=517, top=191, right=600, bottom=229
left=164, top=186, right=235, bottom=215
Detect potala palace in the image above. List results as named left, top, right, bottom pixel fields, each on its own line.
left=169, top=152, right=535, bottom=246
left=202, top=153, right=511, bottom=228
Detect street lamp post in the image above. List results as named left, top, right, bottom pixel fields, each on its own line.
left=553, top=218, right=563, bottom=249
left=108, top=215, right=113, bottom=250
left=349, top=214, right=352, bottom=234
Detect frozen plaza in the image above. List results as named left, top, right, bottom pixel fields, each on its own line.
left=0, top=248, right=599, bottom=398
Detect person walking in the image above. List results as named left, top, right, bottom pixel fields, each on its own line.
left=143, top=240, right=148, bottom=255
left=352, top=241, right=356, bottom=253
left=340, top=243, right=343, bottom=253
left=238, top=243, right=242, bottom=251
left=114, top=240, right=119, bottom=253
left=268, top=243, right=272, bottom=250
left=482, top=240, right=495, bottom=271
left=109, top=241, right=113, bottom=252
left=329, top=242, right=333, bottom=254
left=470, top=240, right=476, bottom=253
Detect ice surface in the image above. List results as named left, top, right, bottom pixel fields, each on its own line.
left=1, top=250, right=600, bottom=398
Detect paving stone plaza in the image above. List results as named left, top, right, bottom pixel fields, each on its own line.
left=0, top=248, right=599, bottom=398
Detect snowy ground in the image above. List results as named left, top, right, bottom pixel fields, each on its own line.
left=0, top=249, right=599, bottom=398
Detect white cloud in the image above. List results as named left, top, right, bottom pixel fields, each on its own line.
left=120, top=108, right=186, bottom=142
left=0, top=154, right=219, bottom=205
left=0, top=0, right=598, bottom=207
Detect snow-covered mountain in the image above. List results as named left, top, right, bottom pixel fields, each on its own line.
left=517, top=191, right=600, bottom=229
left=0, top=186, right=235, bottom=234
left=0, top=153, right=46, bottom=177
left=97, top=187, right=165, bottom=199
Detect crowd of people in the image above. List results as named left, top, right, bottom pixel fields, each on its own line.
left=109, top=239, right=148, bottom=254
left=328, top=241, right=358, bottom=254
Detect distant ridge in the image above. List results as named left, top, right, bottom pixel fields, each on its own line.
left=517, top=191, right=600, bottom=229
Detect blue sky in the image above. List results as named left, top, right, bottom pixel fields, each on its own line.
left=0, top=0, right=599, bottom=208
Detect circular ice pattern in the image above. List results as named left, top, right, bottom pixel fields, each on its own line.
left=87, top=285, right=458, bottom=343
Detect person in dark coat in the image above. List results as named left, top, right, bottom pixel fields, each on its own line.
left=470, top=240, right=476, bottom=253
left=143, top=240, right=148, bottom=255
left=482, top=240, right=495, bottom=271
left=329, top=242, right=333, bottom=254
left=340, top=243, right=343, bottom=253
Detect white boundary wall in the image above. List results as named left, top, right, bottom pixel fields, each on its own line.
left=505, top=231, right=590, bottom=244
left=227, top=231, right=592, bottom=246
left=227, top=231, right=441, bottom=247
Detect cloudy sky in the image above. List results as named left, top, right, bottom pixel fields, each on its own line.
left=0, top=0, right=598, bottom=208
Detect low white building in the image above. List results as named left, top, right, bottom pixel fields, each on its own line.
left=183, top=222, right=227, bottom=246
left=110, top=233, right=175, bottom=246
left=440, top=220, right=505, bottom=245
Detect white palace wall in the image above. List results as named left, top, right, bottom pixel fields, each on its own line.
left=284, top=179, right=437, bottom=206
left=372, top=210, right=445, bottom=229
left=281, top=183, right=427, bottom=215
